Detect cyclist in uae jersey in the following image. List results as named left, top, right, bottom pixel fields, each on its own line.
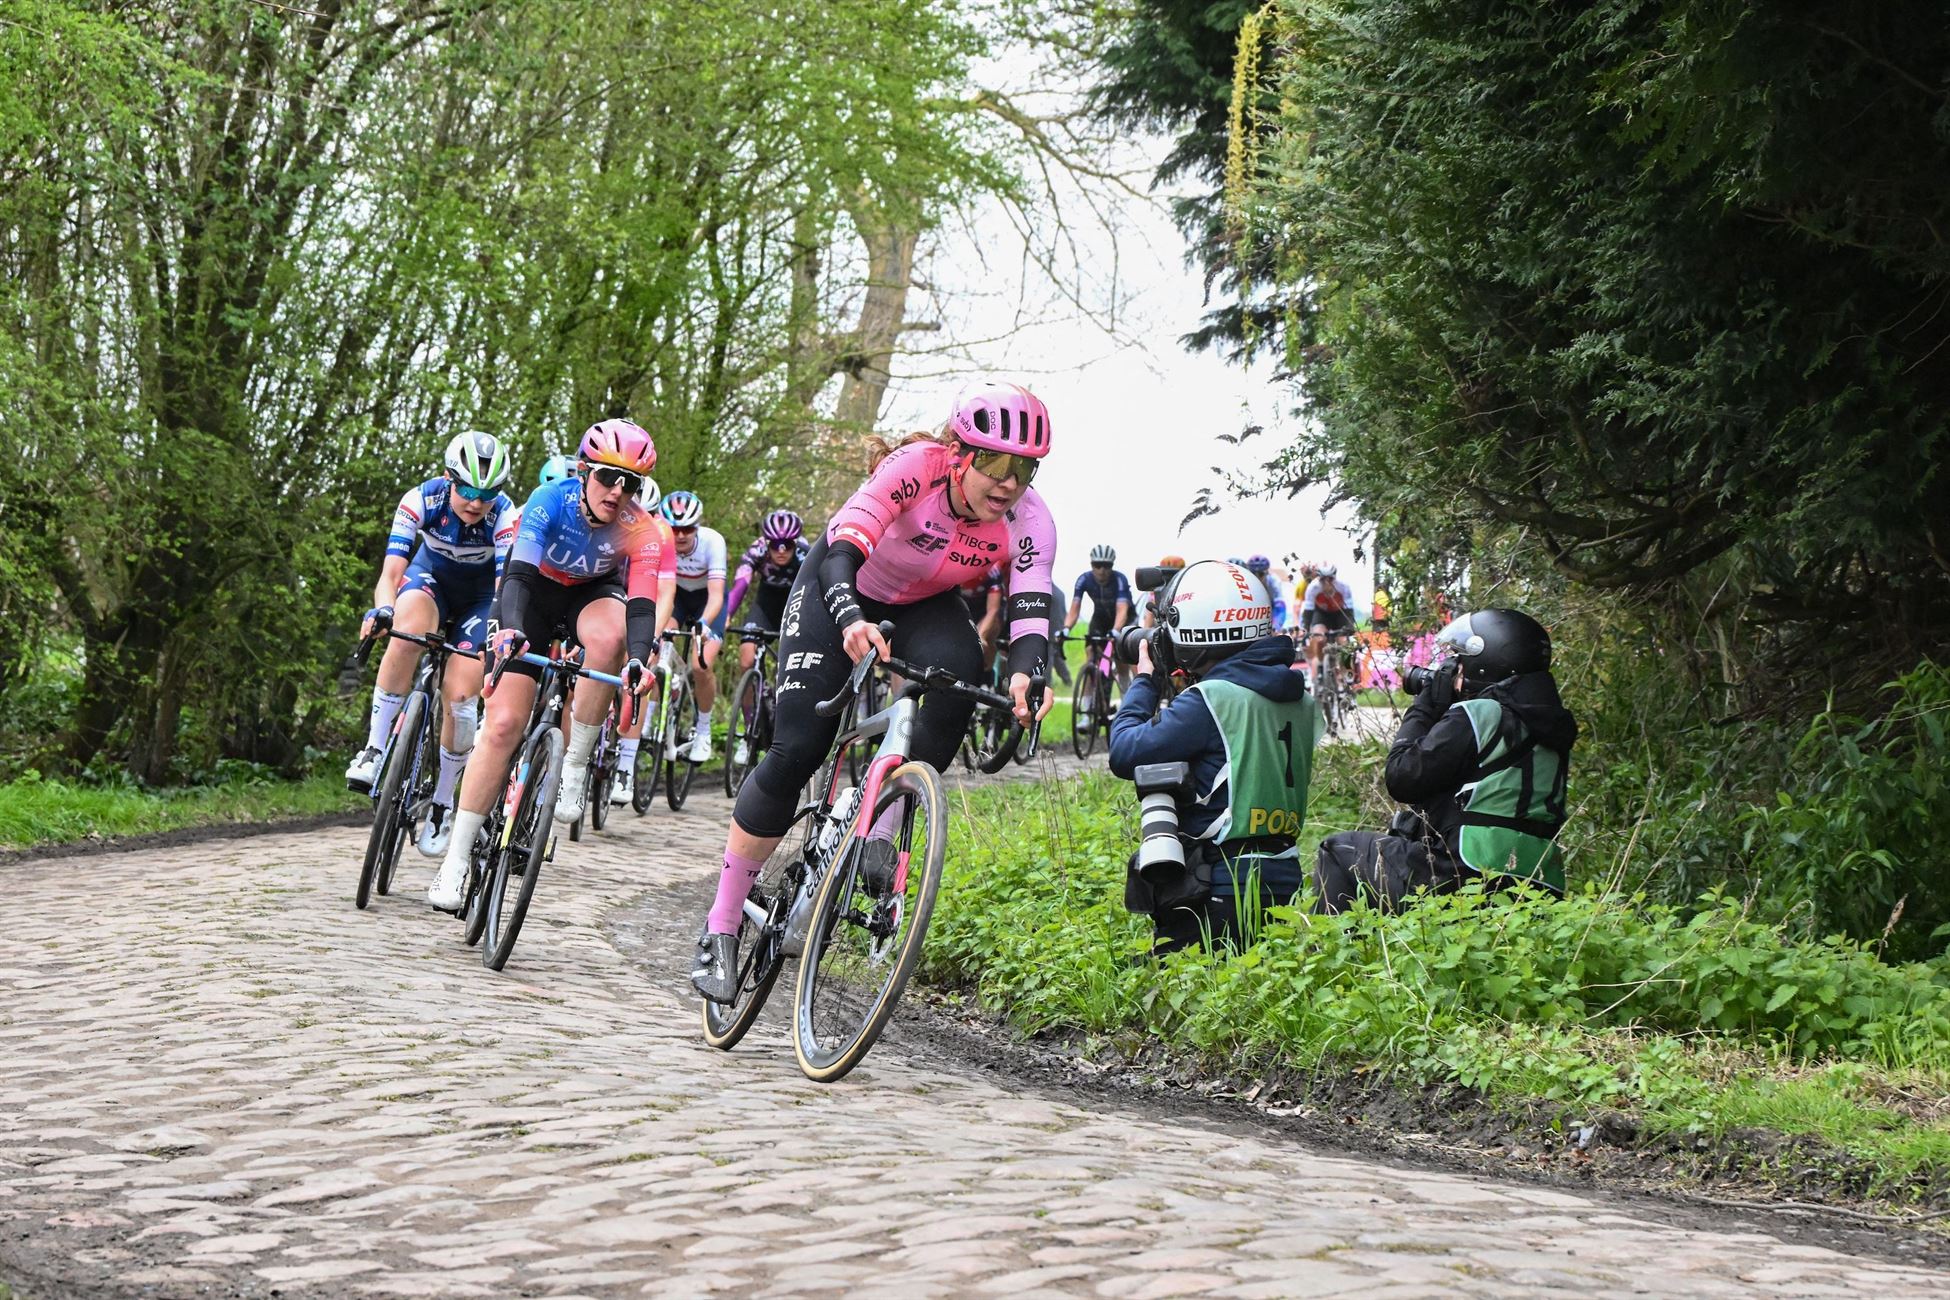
left=348, top=431, right=517, bottom=858
left=426, top=420, right=678, bottom=912
left=691, top=382, right=1060, bottom=1003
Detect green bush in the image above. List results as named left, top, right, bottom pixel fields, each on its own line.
left=926, top=761, right=1950, bottom=1168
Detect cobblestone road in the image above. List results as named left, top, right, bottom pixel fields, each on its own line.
left=4, top=751, right=1946, bottom=1297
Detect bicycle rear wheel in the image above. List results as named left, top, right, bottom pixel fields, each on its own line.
left=460, top=819, right=493, bottom=947
left=792, top=760, right=946, bottom=1082
left=1071, top=669, right=1098, bottom=759
left=591, top=753, right=613, bottom=831
left=357, top=693, right=424, bottom=910
left=724, top=668, right=763, bottom=797
left=483, top=728, right=560, bottom=971
left=666, top=688, right=700, bottom=810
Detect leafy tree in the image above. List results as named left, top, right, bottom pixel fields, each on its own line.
left=1228, top=0, right=1950, bottom=702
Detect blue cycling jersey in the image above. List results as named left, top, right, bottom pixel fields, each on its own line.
left=1074, top=569, right=1133, bottom=624
left=508, top=476, right=674, bottom=593
left=387, top=478, right=516, bottom=584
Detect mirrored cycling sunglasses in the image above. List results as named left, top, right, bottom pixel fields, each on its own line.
left=589, top=465, right=644, bottom=495
left=453, top=482, right=499, bottom=502
left=967, top=449, right=1039, bottom=485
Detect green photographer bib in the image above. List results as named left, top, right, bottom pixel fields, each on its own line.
left=1186, top=679, right=1322, bottom=848
left=1453, top=697, right=1569, bottom=893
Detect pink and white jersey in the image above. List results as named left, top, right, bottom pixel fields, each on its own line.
left=827, top=440, right=1057, bottom=642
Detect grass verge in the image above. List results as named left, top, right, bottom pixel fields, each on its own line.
left=0, top=772, right=361, bottom=850
left=924, top=758, right=1950, bottom=1209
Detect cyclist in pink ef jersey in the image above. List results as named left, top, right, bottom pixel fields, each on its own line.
left=691, top=382, right=1061, bottom=1002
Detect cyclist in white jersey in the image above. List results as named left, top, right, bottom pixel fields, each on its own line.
left=639, top=490, right=725, bottom=771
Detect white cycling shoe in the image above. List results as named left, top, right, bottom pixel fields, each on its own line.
left=686, top=731, right=713, bottom=764
left=345, top=746, right=381, bottom=792
left=416, top=804, right=451, bottom=859
left=732, top=739, right=751, bottom=767
left=554, top=764, right=588, bottom=824
left=427, top=856, right=467, bottom=913
left=610, top=767, right=634, bottom=805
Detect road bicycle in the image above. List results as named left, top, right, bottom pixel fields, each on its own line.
left=724, top=624, right=781, bottom=797
left=700, top=621, right=1039, bottom=1082
left=633, top=626, right=705, bottom=814
left=1314, top=627, right=1360, bottom=737
left=352, top=628, right=479, bottom=911
left=463, top=642, right=629, bottom=970
left=1071, top=631, right=1119, bottom=759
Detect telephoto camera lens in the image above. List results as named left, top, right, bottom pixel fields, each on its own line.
left=1136, top=790, right=1185, bottom=876
left=1112, top=625, right=1151, bottom=666
left=1132, top=761, right=1191, bottom=879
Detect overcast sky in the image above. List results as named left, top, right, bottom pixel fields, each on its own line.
left=874, top=127, right=1373, bottom=615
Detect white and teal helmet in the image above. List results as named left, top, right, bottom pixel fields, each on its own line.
left=444, top=430, right=511, bottom=492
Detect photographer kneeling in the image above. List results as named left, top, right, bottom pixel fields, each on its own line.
left=1110, top=561, right=1322, bottom=955
left=1314, top=609, right=1576, bottom=913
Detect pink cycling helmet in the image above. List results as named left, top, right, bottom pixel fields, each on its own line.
left=949, top=382, right=1051, bottom=457
left=577, top=418, right=656, bottom=474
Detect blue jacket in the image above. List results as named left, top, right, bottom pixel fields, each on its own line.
left=1109, top=636, right=1306, bottom=839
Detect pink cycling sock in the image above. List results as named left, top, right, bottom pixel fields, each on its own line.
left=707, top=848, right=767, bottom=935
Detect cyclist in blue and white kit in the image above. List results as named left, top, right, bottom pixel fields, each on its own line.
left=660, top=490, right=726, bottom=765
left=348, top=431, right=516, bottom=858
left=1244, top=555, right=1286, bottom=630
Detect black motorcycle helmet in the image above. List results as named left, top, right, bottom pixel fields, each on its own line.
left=1433, top=609, right=1552, bottom=687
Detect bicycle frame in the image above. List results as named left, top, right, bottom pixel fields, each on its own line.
left=497, top=646, right=626, bottom=848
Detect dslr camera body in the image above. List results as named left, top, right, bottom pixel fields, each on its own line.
left=1403, top=660, right=1456, bottom=696
left=1111, top=564, right=1180, bottom=667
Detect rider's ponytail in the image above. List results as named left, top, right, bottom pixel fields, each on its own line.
left=863, top=423, right=954, bottom=473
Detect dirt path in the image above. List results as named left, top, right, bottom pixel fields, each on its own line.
left=3, top=751, right=1945, bottom=1297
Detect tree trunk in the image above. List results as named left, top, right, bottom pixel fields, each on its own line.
left=833, top=218, right=918, bottom=432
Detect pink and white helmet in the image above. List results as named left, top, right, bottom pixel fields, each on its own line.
left=577, top=418, right=656, bottom=474
left=949, top=382, right=1051, bottom=458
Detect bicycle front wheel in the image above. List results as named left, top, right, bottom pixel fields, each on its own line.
left=666, top=688, right=700, bottom=810
left=357, top=692, right=425, bottom=910
left=792, top=760, right=946, bottom=1083
left=725, top=668, right=763, bottom=797
left=633, top=715, right=660, bottom=815
left=1072, top=669, right=1099, bottom=759
left=483, top=727, right=560, bottom=971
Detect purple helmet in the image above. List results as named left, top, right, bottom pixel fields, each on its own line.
left=761, top=509, right=803, bottom=543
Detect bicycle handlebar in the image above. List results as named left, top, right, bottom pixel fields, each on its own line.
left=355, top=627, right=483, bottom=667
left=813, top=621, right=1044, bottom=773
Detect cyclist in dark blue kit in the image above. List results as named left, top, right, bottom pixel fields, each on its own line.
left=1064, top=543, right=1134, bottom=686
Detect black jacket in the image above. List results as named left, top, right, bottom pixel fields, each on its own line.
left=1384, top=670, right=1578, bottom=858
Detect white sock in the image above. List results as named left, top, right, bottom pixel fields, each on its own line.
left=366, top=688, right=407, bottom=750
left=433, top=746, right=467, bottom=807
left=442, top=807, right=488, bottom=870
left=566, top=718, right=601, bottom=769
left=617, top=738, right=640, bottom=771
